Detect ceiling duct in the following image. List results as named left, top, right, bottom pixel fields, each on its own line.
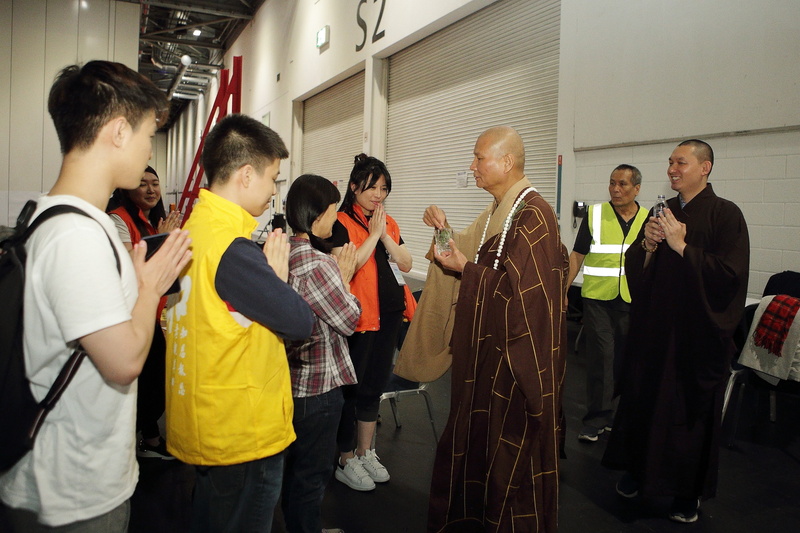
left=167, top=55, right=192, bottom=100
left=125, top=0, right=265, bottom=130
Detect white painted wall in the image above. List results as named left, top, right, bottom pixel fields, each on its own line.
left=571, top=132, right=800, bottom=298
left=558, top=0, right=800, bottom=297
left=570, top=0, right=800, bottom=149
left=0, top=0, right=139, bottom=225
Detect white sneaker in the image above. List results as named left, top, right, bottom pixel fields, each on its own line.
left=358, top=449, right=390, bottom=483
left=335, top=456, right=375, bottom=491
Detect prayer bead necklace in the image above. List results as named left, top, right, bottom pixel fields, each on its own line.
left=475, top=187, right=536, bottom=270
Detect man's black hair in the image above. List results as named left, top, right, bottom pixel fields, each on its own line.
left=48, top=61, right=168, bottom=154
left=202, top=114, right=289, bottom=186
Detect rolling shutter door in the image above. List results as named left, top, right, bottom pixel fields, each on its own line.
left=386, top=0, right=560, bottom=278
left=302, top=70, right=365, bottom=195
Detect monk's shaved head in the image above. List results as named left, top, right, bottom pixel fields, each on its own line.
left=471, top=126, right=527, bottom=200
left=478, top=126, right=525, bottom=171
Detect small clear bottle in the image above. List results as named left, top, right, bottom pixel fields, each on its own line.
left=654, top=194, right=667, bottom=218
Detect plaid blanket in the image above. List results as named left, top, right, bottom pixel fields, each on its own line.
left=753, top=294, right=800, bottom=356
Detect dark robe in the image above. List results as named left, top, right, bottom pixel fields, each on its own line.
left=427, top=189, right=568, bottom=533
left=602, top=183, right=749, bottom=500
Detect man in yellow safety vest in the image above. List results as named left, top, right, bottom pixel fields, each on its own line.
left=567, top=164, right=648, bottom=443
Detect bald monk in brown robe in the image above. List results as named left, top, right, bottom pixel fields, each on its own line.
left=397, top=126, right=568, bottom=532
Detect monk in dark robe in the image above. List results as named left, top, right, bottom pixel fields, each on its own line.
left=602, top=139, right=750, bottom=524
left=419, top=127, right=568, bottom=533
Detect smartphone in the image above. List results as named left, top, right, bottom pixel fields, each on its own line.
left=142, top=233, right=181, bottom=295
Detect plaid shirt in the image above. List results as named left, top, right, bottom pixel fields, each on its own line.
left=286, top=237, right=360, bottom=397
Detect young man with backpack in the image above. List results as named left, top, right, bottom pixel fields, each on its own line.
left=0, top=61, right=192, bottom=532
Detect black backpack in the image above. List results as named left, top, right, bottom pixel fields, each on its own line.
left=0, top=200, right=120, bottom=473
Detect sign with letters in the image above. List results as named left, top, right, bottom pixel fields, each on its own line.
left=356, top=0, right=387, bottom=52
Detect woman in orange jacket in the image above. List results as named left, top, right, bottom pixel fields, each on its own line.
left=330, top=154, right=416, bottom=491
left=107, top=166, right=182, bottom=460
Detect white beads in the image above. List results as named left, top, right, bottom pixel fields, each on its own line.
left=474, top=188, right=535, bottom=270
left=475, top=218, right=491, bottom=263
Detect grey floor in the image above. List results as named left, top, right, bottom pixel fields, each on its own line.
left=3, top=317, right=800, bottom=532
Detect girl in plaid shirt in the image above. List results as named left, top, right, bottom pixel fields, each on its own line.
left=282, top=174, right=361, bottom=533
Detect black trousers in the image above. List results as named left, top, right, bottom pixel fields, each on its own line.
left=337, top=310, right=404, bottom=452
left=137, top=321, right=166, bottom=440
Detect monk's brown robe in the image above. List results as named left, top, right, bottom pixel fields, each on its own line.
left=427, top=188, right=568, bottom=533
left=602, top=184, right=749, bottom=500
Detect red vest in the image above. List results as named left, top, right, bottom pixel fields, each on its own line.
left=109, top=206, right=155, bottom=245
left=109, top=206, right=166, bottom=317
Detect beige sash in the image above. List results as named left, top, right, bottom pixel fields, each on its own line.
left=394, top=177, right=533, bottom=382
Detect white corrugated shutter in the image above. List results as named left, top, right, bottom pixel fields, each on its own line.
left=302, top=71, right=366, bottom=195
left=385, top=0, right=560, bottom=278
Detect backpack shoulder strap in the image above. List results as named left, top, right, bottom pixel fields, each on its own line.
left=21, top=204, right=123, bottom=443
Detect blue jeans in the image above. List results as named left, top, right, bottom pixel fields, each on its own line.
left=191, top=453, right=284, bottom=533
left=282, top=388, right=344, bottom=533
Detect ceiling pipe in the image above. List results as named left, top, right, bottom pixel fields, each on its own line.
left=140, top=35, right=224, bottom=49
left=173, top=83, right=203, bottom=92
left=167, top=55, right=192, bottom=100
left=183, top=70, right=215, bottom=79
left=186, top=62, right=222, bottom=71
left=143, top=17, right=232, bottom=38
left=139, top=1, right=253, bottom=20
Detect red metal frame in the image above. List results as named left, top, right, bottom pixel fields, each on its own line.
left=177, top=55, right=242, bottom=221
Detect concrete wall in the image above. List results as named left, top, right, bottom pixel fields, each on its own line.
left=0, top=0, right=140, bottom=225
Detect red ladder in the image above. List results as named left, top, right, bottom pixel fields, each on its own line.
left=177, top=55, right=242, bottom=221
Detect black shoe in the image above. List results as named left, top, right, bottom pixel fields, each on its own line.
left=615, top=472, right=639, bottom=499
left=137, top=438, right=175, bottom=460
left=669, top=497, right=700, bottom=523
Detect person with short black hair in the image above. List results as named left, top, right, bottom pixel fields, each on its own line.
left=0, top=60, right=191, bottom=532
left=282, top=174, right=361, bottom=533
left=603, top=139, right=750, bottom=523
left=164, top=113, right=314, bottom=533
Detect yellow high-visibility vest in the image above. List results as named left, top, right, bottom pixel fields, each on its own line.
left=582, top=202, right=648, bottom=303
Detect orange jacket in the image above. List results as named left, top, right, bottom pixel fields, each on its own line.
left=337, top=205, right=416, bottom=332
